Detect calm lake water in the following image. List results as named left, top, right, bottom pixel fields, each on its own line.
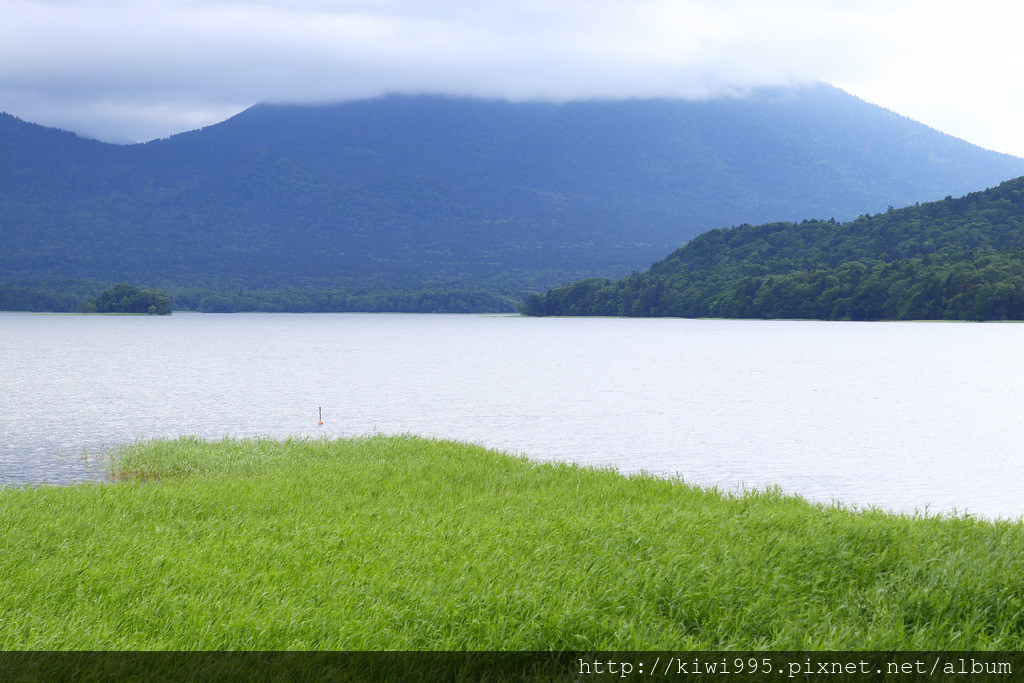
left=3, top=311, right=1023, bottom=519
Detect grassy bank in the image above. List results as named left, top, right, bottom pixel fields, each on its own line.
left=2, top=435, right=1023, bottom=650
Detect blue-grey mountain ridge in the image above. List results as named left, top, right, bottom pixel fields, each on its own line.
left=2, top=83, right=1023, bottom=311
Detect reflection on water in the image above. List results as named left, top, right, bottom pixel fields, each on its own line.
left=2, top=312, right=1023, bottom=519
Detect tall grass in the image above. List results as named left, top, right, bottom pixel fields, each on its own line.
left=1, top=435, right=1022, bottom=650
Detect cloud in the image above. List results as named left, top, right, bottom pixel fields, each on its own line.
left=3, top=0, right=1024, bottom=157
left=0, top=0, right=830, bottom=141
left=823, top=0, right=1024, bottom=156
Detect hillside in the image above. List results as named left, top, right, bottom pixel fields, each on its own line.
left=3, top=84, right=1024, bottom=311
left=521, top=176, right=1024, bottom=320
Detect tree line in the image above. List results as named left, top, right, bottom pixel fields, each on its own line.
left=170, top=287, right=519, bottom=313
left=0, top=282, right=519, bottom=314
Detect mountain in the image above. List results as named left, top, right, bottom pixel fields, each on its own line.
left=521, top=176, right=1024, bottom=321
left=3, top=83, right=1024, bottom=312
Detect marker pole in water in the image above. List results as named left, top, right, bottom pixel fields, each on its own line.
left=318, top=406, right=324, bottom=425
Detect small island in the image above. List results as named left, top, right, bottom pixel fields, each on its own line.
left=81, top=283, right=173, bottom=315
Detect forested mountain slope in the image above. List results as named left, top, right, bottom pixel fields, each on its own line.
left=521, top=176, right=1024, bottom=320
left=4, top=84, right=1024, bottom=311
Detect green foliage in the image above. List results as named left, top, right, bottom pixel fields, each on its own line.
left=2, top=435, right=1023, bottom=650
left=523, top=177, right=1024, bottom=321
left=84, top=283, right=173, bottom=315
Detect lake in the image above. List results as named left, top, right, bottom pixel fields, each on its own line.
left=2, top=311, right=1023, bottom=519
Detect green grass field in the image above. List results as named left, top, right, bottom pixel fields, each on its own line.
left=2, top=435, right=1023, bottom=650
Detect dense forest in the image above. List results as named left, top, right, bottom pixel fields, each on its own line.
left=521, top=176, right=1024, bottom=321
left=4, top=84, right=1024, bottom=312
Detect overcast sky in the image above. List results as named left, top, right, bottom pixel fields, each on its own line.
left=3, top=0, right=1024, bottom=156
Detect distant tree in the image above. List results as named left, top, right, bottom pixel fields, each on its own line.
left=85, top=284, right=173, bottom=315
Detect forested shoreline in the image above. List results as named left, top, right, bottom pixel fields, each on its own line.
left=0, top=282, right=519, bottom=314
left=12, top=176, right=1024, bottom=319
left=522, top=176, right=1024, bottom=321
